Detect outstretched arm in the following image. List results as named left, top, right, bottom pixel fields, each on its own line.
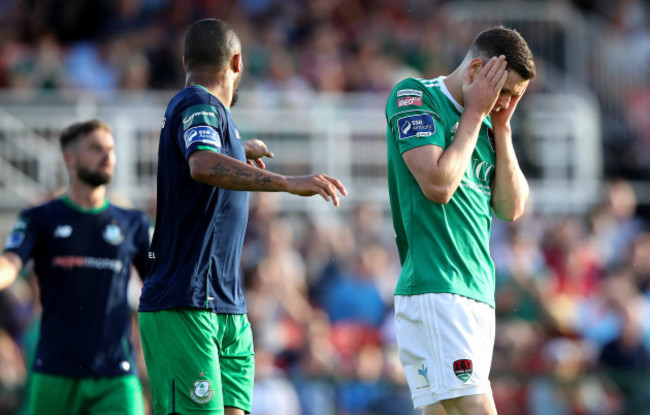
left=189, top=150, right=347, bottom=206
left=0, top=252, right=22, bottom=290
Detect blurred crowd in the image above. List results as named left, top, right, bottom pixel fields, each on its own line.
left=1, top=179, right=650, bottom=414
left=1, top=0, right=650, bottom=414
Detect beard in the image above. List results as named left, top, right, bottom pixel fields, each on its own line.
left=231, top=87, right=240, bottom=107
left=231, top=73, right=242, bottom=107
left=77, top=165, right=112, bottom=187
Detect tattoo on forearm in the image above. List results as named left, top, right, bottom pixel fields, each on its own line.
left=209, top=161, right=273, bottom=189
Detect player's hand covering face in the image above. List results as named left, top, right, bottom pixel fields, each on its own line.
left=489, top=70, right=528, bottom=130
left=462, top=55, right=508, bottom=118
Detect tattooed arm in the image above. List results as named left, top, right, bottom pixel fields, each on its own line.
left=188, top=150, right=347, bottom=206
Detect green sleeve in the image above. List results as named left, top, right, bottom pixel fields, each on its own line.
left=386, top=78, right=447, bottom=154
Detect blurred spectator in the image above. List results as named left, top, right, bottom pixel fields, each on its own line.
left=0, top=328, right=27, bottom=413
left=252, top=347, right=301, bottom=415
left=630, top=232, right=650, bottom=293
left=65, top=40, right=119, bottom=91
left=599, top=292, right=650, bottom=370
left=318, top=243, right=389, bottom=328
left=527, top=337, right=616, bottom=415
left=597, top=271, right=650, bottom=413
left=589, top=180, right=646, bottom=270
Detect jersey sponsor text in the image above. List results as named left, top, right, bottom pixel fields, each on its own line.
left=184, top=126, right=222, bottom=149
left=53, top=255, right=124, bottom=272
left=398, top=96, right=423, bottom=107
left=397, top=89, right=423, bottom=97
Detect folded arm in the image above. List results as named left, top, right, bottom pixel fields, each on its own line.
left=403, top=111, right=485, bottom=204
left=489, top=94, right=529, bottom=221
left=489, top=126, right=529, bottom=221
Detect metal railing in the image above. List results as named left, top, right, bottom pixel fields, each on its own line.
left=0, top=89, right=602, bottom=218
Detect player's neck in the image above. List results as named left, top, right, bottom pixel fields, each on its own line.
left=65, top=183, right=107, bottom=210
left=186, top=72, right=233, bottom=109
left=443, top=70, right=465, bottom=108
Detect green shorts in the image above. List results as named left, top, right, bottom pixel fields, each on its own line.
left=139, top=309, right=255, bottom=415
left=29, top=372, right=144, bottom=415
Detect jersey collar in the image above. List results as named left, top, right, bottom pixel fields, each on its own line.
left=61, top=194, right=109, bottom=214
left=194, top=84, right=212, bottom=96
left=435, top=76, right=464, bottom=114
left=192, top=84, right=231, bottom=113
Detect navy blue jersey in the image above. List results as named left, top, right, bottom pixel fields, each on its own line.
left=139, top=85, right=249, bottom=314
left=3, top=196, right=150, bottom=377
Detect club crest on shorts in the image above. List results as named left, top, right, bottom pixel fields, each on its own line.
left=190, top=379, right=215, bottom=404
left=453, top=359, right=473, bottom=382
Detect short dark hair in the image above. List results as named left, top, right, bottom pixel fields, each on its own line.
left=184, top=18, right=241, bottom=72
left=468, top=26, right=536, bottom=80
left=60, top=119, right=112, bottom=150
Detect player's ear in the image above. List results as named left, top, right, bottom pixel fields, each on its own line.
left=468, top=58, right=484, bottom=77
left=232, top=53, right=242, bottom=74
left=62, top=149, right=75, bottom=169
left=182, top=56, right=187, bottom=72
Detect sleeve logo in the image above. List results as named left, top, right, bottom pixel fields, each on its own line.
left=182, top=111, right=217, bottom=129
left=397, top=89, right=423, bottom=97
left=4, top=218, right=28, bottom=249
left=184, top=126, right=222, bottom=149
left=397, top=114, right=435, bottom=139
left=397, top=96, right=422, bottom=107
left=181, top=104, right=220, bottom=129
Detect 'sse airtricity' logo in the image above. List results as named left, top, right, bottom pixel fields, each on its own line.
left=396, top=114, right=435, bottom=140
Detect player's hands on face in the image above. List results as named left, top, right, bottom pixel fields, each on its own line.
left=286, top=174, right=348, bottom=207
left=462, top=55, right=508, bottom=118
left=244, top=139, right=274, bottom=169
left=490, top=93, right=521, bottom=131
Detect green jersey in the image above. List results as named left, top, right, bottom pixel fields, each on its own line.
left=385, top=76, right=496, bottom=307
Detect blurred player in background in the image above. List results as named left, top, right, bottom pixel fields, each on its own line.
left=385, top=27, right=536, bottom=415
left=138, top=18, right=346, bottom=415
left=0, top=120, right=151, bottom=414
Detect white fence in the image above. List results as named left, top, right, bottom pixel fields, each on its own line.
left=0, top=89, right=602, bottom=221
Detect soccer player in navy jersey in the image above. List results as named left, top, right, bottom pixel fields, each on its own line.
left=138, top=18, right=347, bottom=415
left=0, top=119, right=151, bottom=414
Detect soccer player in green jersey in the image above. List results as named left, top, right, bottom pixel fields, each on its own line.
left=385, top=27, right=536, bottom=415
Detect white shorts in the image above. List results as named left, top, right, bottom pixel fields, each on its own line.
left=394, top=293, right=495, bottom=408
